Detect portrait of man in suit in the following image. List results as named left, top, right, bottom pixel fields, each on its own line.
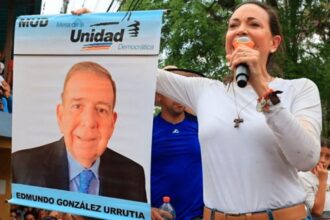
left=12, top=61, right=147, bottom=202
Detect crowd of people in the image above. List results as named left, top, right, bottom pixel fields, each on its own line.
left=10, top=205, right=86, bottom=220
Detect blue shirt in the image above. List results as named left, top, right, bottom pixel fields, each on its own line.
left=151, top=113, right=203, bottom=220
left=1, top=95, right=12, bottom=113
left=67, top=151, right=100, bottom=195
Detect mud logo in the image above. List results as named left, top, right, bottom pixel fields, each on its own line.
left=18, top=17, right=48, bottom=28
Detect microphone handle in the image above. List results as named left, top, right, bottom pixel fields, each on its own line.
left=236, top=64, right=249, bottom=88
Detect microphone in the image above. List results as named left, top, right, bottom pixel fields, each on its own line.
left=232, top=36, right=255, bottom=88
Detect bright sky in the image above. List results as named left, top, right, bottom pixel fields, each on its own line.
left=40, top=0, right=121, bottom=15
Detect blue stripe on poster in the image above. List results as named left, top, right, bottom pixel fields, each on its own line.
left=9, top=184, right=150, bottom=220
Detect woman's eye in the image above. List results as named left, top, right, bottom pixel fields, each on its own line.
left=251, top=22, right=260, bottom=27
left=229, top=23, right=237, bottom=28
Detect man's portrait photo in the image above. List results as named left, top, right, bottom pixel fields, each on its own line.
left=12, top=61, right=148, bottom=202
left=10, top=10, right=162, bottom=218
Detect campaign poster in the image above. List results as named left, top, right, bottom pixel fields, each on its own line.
left=10, top=10, right=163, bottom=220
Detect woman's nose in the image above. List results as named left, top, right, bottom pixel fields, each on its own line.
left=236, top=24, right=248, bottom=36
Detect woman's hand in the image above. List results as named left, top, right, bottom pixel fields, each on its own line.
left=151, top=208, right=173, bottom=220
left=313, top=163, right=328, bottom=183
left=71, top=8, right=91, bottom=15
left=226, top=45, right=270, bottom=97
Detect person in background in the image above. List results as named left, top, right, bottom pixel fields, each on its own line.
left=10, top=210, right=17, bottom=220
left=48, top=211, right=64, bottom=220
left=24, top=212, right=36, bottom=220
left=151, top=66, right=204, bottom=220
left=300, top=137, right=330, bottom=217
left=156, top=1, right=321, bottom=219
left=0, top=63, right=12, bottom=113
left=37, top=209, right=49, bottom=220
left=0, top=79, right=12, bottom=113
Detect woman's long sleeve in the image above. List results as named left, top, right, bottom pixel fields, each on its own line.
left=266, top=79, right=322, bottom=171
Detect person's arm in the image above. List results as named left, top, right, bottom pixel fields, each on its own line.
left=227, top=43, right=321, bottom=171
left=265, top=79, right=321, bottom=171
left=1, top=80, right=11, bottom=98
left=311, top=164, right=328, bottom=216
left=157, top=69, right=214, bottom=114
left=299, top=172, right=316, bottom=210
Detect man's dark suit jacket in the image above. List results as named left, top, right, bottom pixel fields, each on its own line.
left=12, top=138, right=147, bottom=202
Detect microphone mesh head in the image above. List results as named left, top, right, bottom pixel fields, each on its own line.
left=237, top=36, right=250, bottom=42
left=233, top=36, right=255, bottom=48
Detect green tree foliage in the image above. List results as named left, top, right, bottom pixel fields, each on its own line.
left=121, top=0, right=232, bottom=79
left=121, top=0, right=330, bottom=136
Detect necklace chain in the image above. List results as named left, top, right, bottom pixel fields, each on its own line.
left=231, top=84, right=256, bottom=128
left=227, top=77, right=275, bottom=128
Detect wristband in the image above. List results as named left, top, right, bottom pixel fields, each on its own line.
left=256, top=89, right=282, bottom=113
